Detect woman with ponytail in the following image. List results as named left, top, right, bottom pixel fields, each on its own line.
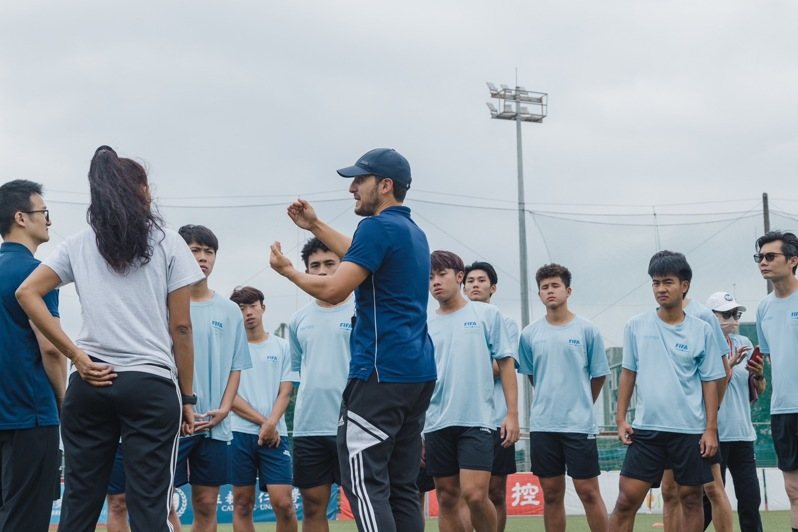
left=17, top=146, right=205, bottom=531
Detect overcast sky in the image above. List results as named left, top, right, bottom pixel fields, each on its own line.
left=2, top=1, right=797, bottom=345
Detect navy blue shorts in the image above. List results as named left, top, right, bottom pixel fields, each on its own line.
left=107, top=444, right=125, bottom=495
left=174, top=434, right=231, bottom=487
left=231, top=432, right=292, bottom=489
left=492, top=429, right=517, bottom=476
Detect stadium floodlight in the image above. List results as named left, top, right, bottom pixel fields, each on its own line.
left=486, top=82, right=548, bottom=329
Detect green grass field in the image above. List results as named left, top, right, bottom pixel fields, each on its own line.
left=202, top=511, right=792, bottom=531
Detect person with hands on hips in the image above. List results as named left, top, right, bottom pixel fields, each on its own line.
left=16, top=147, right=203, bottom=532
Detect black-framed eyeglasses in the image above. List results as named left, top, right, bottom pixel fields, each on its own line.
left=22, top=209, right=50, bottom=223
left=754, top=252, right=785, bottom=263
left=716, top=310, right=743, bottom=320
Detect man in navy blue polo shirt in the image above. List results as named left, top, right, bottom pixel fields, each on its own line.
left=0, top=180, right=63, bottom=532
left=270, top=148, right=436, bottom=532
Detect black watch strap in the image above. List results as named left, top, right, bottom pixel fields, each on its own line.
left=181, top=393, right=197, bottom=405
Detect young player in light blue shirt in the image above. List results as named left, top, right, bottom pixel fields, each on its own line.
left=463, top=261, right=519, bottom=532
left=425, top=250, right=518, bottom=532
left=705, top=291, right=765, bottom=532
left=170, top=225, right=252, bottom=532
left=230, top=286, right=298, bottom=532
left=610, top=251, right=725, bottom=532
left=289, top=238, right=354, bottom=531
left=518, top=263, right=609, bottom=532
left=754, top=230, right=798, bottom=530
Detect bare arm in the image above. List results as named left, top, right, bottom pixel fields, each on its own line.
left=700, top=379, right=720, bottom=457
left=231, top=394, right=268, bottom=425
left=286, top=199, right=352, bottom=257
left=17, top=265, right=116, bottom=386
left=616, top=368, right=636, bottom=445
left=717, top=355, right=731, bottom=404
left=31, top=321, right=66, bottom=407
left=167, top=285, right=195, bottom=435
left=195, top=370, right=241, bottom=432
left=498, top=357, right=519, bottom=447
left=270, top=243, right=366, bottom=304
left=590, top=375, right=606, bottom=403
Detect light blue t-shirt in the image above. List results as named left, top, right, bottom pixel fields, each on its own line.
left=232, top=335, right=297, bottom=437
left=685, top=300, right=731, bottom=357
left=491, top=316, right=519, bottom=428
left=290, top=299, right=355, bottom=437
left=518, top=315, right=609, bottom=434
left=756, top=290, right=798, bottom=414
left=424, top=301, right=515, bottom=433
left=191, top=293, right=252, bottom=441
left=623, top=311, right=725, bottom=433
left=718, top=334, right=756, bottom=442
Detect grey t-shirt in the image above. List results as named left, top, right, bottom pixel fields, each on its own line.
left=45, top=227, right=203, bottom=379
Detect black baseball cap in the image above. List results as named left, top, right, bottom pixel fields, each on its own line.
left=337, top=148, right=411, bottom=189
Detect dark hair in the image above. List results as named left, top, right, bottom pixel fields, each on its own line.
left=648, top=250, right=692, bottom=291
left=376, top=176, right=408, bottom=202
left=178, top=224, right=219, bottom=252
left=756, top=230, right=798, bottom=274
left=464, top=261, right=498, bottom=286
left=230, top=286, right=264, bottom=305
left=301, top=238, right=333, bottom=269
left=535, top=263, right=572, bottom=288
left=87, top=146, right=163, bottom=273
left=431, top=250, right=464, bottom=273
left=0, top=179, right=43, bottom=237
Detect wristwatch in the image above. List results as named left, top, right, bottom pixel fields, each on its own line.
left=181, top=393, right=198, bottom=405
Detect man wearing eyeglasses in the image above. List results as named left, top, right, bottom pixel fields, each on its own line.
left=0, top=180, right=63, bottom=532
left=754, top=230, right=798, bottom=531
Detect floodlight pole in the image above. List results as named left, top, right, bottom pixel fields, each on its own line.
left=486, top=83, right=547, bottom=328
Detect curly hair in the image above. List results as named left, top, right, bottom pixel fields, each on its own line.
left=87, top=146, right=162, bottom=273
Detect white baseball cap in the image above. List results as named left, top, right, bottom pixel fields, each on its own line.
left=706, top=291, right=747, bottom=313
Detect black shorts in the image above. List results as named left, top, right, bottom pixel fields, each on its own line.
left=621, top=430, right=712, bottom=486
left=530, top=432, right=600, bottom=479
left=772, top=413, right=798, bottom=472
left=491, top=429, right=516, bottom=476
left=416, top=466, right=436, bottom=493
left=425, top=426, right=494, bottom=478
left=292, top=436, right=341, bottom=489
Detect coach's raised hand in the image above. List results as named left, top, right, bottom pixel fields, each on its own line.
left=287, top=198, right=319, bottom=231
left=270, top=241, right=295, bottom=278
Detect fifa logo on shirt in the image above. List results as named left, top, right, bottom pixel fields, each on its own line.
left=675, top=343, right=689, bottom=352
left=266, top=354, right=279, bottom=363
left=568, top=339, right=582, bottom=347
left=211, top=320, right=224, bottom=330
left=463, top=321, right=479, bottom=329
left=339, top=322, right=352, bottom=331
left=790, top=311, right=798, bottom=320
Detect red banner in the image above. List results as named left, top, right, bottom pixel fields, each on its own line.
left=338, top=472, right=544, bottom=519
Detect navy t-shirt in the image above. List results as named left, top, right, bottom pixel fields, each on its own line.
left=342, top=206, right=436, bottom=383
left=0, top=242, right=60, bottom=429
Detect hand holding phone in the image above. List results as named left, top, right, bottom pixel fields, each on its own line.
left=747, top=347, right=764, bottom=376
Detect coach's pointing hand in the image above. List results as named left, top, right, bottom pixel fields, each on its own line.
left=73, top=350, right=116, bottom=387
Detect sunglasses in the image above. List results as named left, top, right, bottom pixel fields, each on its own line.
left=753, top=252, right=786, bottom=263
left=715, top=310, right=743, bottom=320
left=23, top=208, right=50, bottom=223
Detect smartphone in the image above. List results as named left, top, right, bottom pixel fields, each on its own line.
left=748, top=347, right=764, bottom=367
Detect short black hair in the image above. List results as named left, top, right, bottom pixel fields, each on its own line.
left=756, top=230, right=798, bottom=274
left=648, top=250, right=692, bottom=294
left=230, top=286, right=264, bottom=305
left=376, top=176, right=408, bottom=202
left=300, top=238, right=333, bottom=269
left=464, top=261, right=498, bottom=286
left=0, top=179, right=43, bottom=237
left=431, top=250, right=464, bottom=273
left=178, top=224, right=219, bottom=252
left=535, top=263, right=572, bottom=288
